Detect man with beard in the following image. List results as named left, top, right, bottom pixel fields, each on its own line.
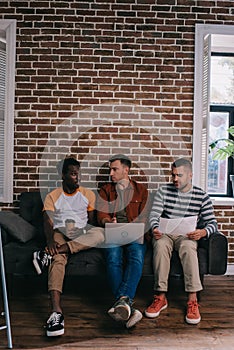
left=145, top=158, right=217, bottom=325
left=97, top=154, right=149, bottom=328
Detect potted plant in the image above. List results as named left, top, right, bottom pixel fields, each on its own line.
left=209, top=126, right=234, bottom=196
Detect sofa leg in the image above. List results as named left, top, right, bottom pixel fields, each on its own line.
left=197, top=274, right=204, bottom=302
left=200, top=274, right=204, bottom=287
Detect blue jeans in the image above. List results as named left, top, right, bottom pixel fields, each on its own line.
left=105, top=242, right=147, bottom=303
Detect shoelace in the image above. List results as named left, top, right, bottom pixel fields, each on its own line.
left=187, top=301, right=199, bottom=315
left=47, top=312, right=61, bottom=326
left=42, top=253, right=52, bottom=267
left=152, top=296, right=163, bottom=306
left=47, top=255, right=52, bottom=266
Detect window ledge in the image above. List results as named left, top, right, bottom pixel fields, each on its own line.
left=211, top=197, right=234, bottom=206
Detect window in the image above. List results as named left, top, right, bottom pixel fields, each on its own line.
left=208, top=52, right=234, bottom=197
left=0, top=20, right=16, bottom=203
left=210, top=55, right=234, bottom=104
left=193, top=24, right=234, bottom=198
left=208, top=106, right=234, bottom=196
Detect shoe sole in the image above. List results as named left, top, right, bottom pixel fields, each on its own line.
left=108, top=304, right=131, bottom=322
left=47, top=328, right=64, bottom=337
left=32, top=252, right=42, bottom=275
left=144, top=303, right=168, bottom=318
left=126, top=310, right=142, bottom=329
left=108, top=308, right=123, bottom=322
left=185, top=316, right=201, bottom=325
left=114, top=304, right=131, bottom=321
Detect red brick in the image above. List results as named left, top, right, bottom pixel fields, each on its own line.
left=1, top=0, right=233, bottom=259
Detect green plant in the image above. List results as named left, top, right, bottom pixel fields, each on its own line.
left=209, top=126, right=234, bottom=160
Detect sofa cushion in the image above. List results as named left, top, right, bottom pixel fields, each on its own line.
left=3, top=240, right=43, bottom=275
left=66, top=248, right=106, bottom=276
left=0, top=211, right=37, bottom=243
left=3, top=243, right=106, bottom=276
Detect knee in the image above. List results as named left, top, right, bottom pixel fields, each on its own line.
left=153, top=238, right=172, bottom=256
left=97, top=228, right=105, bottom=243
left=178, top=241, right=197, bottom=262
left=88, top=227, right=105, bottom=244
left=51, top=253, right=67, bottom=266
left=128, top=245, right=145, bottom=264
left=179, top=240, right=197, bottom=254
left=105, top=249, right=121, bottom=263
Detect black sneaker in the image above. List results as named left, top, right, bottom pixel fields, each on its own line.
left=32, top=250, right=52, bottom=275
left=108, top=296, right=131, bottom=322
left=46, top=312, right=64, bottom=337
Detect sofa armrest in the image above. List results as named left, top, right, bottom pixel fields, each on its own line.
left=208, top=232, right=228, bottom=275
left=0, top=211, right=37, bottom=243
left=0, top=226, right=8, bottom=246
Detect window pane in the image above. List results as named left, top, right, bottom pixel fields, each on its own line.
left=208, top=112, right=229, bottom=195
left=211, top=56, right=234, bottom=104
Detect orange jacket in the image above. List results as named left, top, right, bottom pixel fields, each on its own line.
left=97, top=179, right=149, bottom=227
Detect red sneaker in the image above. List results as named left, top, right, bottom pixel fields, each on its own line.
left=186, top=300, right=201, bottom=325
left=145, top=295, right=168, bottom=318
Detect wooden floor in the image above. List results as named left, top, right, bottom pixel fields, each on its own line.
left=1, top=274, right=234, bottom=350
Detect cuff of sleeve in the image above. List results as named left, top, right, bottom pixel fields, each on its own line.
left=102, top=217, right=110, bottom=226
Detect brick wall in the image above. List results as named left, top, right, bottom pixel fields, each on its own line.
left=0, top=1, right=233, bottom=260
left=215, top=205, right=234, bottom=263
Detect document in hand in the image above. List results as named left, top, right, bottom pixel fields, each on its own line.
left=158, top=216, right=198, bottom=235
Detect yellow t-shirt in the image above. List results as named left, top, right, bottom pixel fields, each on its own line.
left=43, top=186, right=95, bottom=230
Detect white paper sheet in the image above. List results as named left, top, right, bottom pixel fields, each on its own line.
left=158, top=216, right=198, bottom=236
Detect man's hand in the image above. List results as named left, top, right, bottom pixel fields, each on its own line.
left=187, top=229, right=207, bottom=241
left=152, top=228, right=163, bottom=240
left=45, top=240, right=60, bottom=256
left=102, top=217, right=116, bottom=226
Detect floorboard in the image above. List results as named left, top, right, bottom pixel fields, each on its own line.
left=1, top=274, right=234, bottom=349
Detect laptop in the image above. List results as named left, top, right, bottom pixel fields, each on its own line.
left=105, top=223, right=145, bottom=246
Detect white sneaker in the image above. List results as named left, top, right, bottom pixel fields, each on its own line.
left=126, top=308, right=142, bottom=328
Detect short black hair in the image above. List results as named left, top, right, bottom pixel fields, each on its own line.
left=109, top=154, right=132, bottom=168
left=172, top=158, right=192, bottom=171
left=57, top=157, right=80, bottom=176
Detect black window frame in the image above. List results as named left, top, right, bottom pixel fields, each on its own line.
left=209, top=104, right=234, bottom=197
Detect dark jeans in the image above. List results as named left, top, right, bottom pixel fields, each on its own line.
left=105, top=242, right=147, bottom=303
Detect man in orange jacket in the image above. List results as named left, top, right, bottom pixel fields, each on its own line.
left=97, top=154, right=149, bottom=328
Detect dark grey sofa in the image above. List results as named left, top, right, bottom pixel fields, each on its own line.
left=0, top=191, right=228, bottom=281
